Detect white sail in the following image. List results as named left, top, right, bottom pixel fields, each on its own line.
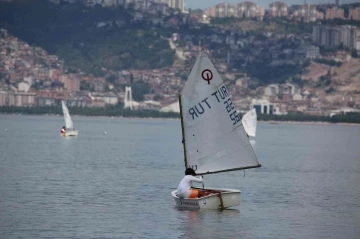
left=242, top=109, right=257, bottom=138
left=180, top=52, right=260, bottom=175
left=61, top=100, right=74, bottom=129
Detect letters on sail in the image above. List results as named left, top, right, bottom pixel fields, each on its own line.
left=180, top=52, right=260, bottom=175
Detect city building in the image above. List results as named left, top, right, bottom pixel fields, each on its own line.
left=325, top=7, right=344, bottom=20
left=236, top=1, right=264, bottom=19
left=206, top=7, right=216, bottom=18
left=168, top=0, right=184, bottom=12
left=349, top=7, right=360, bottom=21
left=0, top=91, right=36, bottom=107
left=305, top=45, right=320, bottom=59
left=269, top=2, right=288, bottom=17
left=214, top=3, right=236, bottom=18
left=292, top=4, right=321, bottom=22
left=340, top=25, right=359, bottom=49
left=160, top=101, right=180, bottom=113
left=312, top=25, right=359, bottom=49
left=61, top=76, right=80, bottom=92
left=251, top=99, right=287, bottom=115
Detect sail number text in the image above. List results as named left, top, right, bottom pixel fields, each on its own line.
left=188, top=85, right=240, bottom=125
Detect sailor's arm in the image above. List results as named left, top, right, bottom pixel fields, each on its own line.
left=189, top=175, right=203, bottom=183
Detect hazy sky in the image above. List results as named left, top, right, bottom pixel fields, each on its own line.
left=185, top=0, right=359, bottom=9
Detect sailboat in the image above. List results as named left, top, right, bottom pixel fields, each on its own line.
left=242, top=108, right=257, bottom=138
left=171, top=52, right=261, bottom=210
left=61, top=100, right=79, bottom=137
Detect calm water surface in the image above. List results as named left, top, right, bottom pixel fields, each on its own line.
left=0, top=115, right=359, bottom=239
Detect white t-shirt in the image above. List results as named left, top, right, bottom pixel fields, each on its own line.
left=176, top=175, right=203, bottom=199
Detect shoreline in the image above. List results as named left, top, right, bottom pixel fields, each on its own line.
left=262, top=120, right=360, bottom=126
left=0, top=112, right=180, bottom=121
left=1, top=113, right=359, bottom=125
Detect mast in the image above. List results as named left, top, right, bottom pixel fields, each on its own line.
left=178, top=94, right=188, bottom=169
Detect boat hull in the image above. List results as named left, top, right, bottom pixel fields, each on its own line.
left=171, top=187, right=240, bottom=210
left=61, top=130, right=79, bottom=137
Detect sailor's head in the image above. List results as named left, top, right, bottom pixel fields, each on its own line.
left=185, top=168, right=196, bottom=176
left=62, top=126, right=66, bottom=129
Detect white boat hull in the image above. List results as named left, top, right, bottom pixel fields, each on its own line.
left=171, top=187, right=240, bottom=210
left=61, top=130, right=79, bottom=137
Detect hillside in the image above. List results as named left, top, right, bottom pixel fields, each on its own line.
left=0, top=0, right=174, bottom=76
left=323, top=58, right=360, bottom=105
left=301, top=58, right=360, bottom=107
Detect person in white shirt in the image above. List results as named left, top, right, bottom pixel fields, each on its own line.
left=176, top=168, right=213, bottom=199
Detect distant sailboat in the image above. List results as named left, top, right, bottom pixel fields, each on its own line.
left=171, top=52, right=261, bottom=210
left=242, top=108, right=257, bottom=138
left=61, top=100, right=79, bottom=137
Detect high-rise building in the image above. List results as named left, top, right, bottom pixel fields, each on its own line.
left=214, top=3, right=236, bottom=17
left=269, top=2, right=288, bottom=17
left=293, top=4, right=319, bottom=22
left=168, top=0, right=184, bottom=12
left=349, top=27, right=359, bottom=49
left=341, top=25, right=352, bottom=48
left=312, top=25, right=322, bottom=43
left=325, top=7, right=344, bottom=20
left=236, top=1, right=263, bottom=19
left=349, top=8, right=360, bottom=20
left=312, top=25, right=359, bottom=50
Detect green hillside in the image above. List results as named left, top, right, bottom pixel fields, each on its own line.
left=0, top=0, right=174, bottom=76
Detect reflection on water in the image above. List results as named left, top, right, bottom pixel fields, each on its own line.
left=175, top=207, right=241, bottom=239
left=0, top=115, right=360, bottom=239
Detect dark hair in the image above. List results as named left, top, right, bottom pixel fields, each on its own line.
left=185, top=168, right=196, bottom=176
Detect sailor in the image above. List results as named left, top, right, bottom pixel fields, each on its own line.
left=60, top=126, right=66, bottom=134
left=176, top=168, right=212, bottom=199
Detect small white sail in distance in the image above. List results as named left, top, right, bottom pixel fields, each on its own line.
left=242, top=108, right=257, bottom=138
left=61, top=100, right=74, bottom=129
left=180, top=52, right=261, bottom=175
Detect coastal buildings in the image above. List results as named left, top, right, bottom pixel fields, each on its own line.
left=0, top=91, right=36, bottom=107
left=1, top=0, right=360, bottom=115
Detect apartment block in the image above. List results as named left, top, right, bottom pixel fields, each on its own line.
left=269, top=1, right=288, bottom=17
left=349, top=8, right=360, bottom=21
left=0, top=91, right=36, bottom=107
left=325, top=7, right=344, bottom=20
left=312, top=25, right=360, bottom=50
left=237, top=2, right=264, bottom=19
left=214, top=3, right=236, bottom=17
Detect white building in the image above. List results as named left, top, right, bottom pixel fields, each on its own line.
left=18, top=82, right=30, bottom=92
left=160, top=101, right=180, bottom=113
left=251, top=99, right=287, bottom=115
left=168, top=0, right=184, bottom=12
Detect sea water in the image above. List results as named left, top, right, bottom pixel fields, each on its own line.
left=0, top=115, right=359, bottom=239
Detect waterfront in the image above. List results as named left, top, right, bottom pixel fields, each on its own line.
left=0, top=115, right=360, bottom=239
